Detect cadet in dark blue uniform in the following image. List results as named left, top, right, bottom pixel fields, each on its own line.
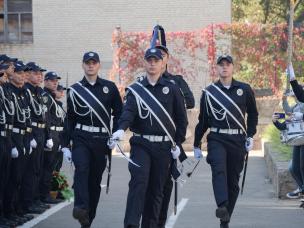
left=3, top=61, right=32, bottom=226
left=53, top=84, right=67, bottom=173
left=22, top=62, right=49, bottom=214
left=193, top=55, right=258, bottom=228
left=62, top=52, right=122, bottom=227
left=112, top=48, right=188, bottom=228
left=0, top=63, right=18, bottom=228
left=155, top=43, right=195, bottom=228
left=40, top=71, right=64, bottom=204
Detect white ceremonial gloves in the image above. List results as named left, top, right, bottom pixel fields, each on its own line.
left=171, top=145, right=181, bottom=160
left=245, top=137, right=254, bottom=152
left=293, top=112, right=304, bottom=121
left=11, top=147, right=19, bottom=158
left=107, top=138, right=116, bottom=150
left=193, top=147, right=203, bottom=160
left=46, top=138, right=54, bottom=149
left=61, top=147, right=72, bottom=162
left=286, top=63, right=296, bottom=81
left=30, top=138, right=37, bottom=149
left=112, top=129, right=125, bottom=141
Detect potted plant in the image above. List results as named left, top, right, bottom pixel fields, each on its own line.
left=51, top=171, right=74, bottom=201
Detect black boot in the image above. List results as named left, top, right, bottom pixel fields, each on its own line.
left=215, top=206, right=230, bottom=223
left=73, top=207, right=90, bottom=227
left=220, top=221, right=229, bottom=228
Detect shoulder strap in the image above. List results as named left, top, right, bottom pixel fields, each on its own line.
left=69, top=82, right=111, bottom=135
left=205, top=84, right=246, bottom=134
left=128, top=82, right=176, bottom=145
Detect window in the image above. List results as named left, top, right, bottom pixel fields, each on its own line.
left=0, top=0, right=33, bottom=44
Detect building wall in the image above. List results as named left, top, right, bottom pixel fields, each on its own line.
left=0, top=0, right=231, bottom=103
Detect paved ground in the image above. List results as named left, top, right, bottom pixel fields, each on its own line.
left=21, top=150, right=304, bottom=228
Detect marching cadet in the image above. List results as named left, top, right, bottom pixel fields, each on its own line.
left=193, top=55, right=258, bottom=228
left=39, top=71, right=63, bottom=204
left=150, top=25, right=195, bottom=228
left=61, top=51, right=122, bottom=227
left=3, top=61, right=32, bottom=226
left=111, top=47, right=188, bottom=228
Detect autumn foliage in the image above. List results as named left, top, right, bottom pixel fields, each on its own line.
left=109, top=23, right=304, bottom=95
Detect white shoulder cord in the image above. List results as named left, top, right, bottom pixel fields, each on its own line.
left=12, top=93, right=26, bottom=123
left=48, top=94, right=63, bottom=118
left=69, top=90, right=91, bottom=116
left=0, top=86, right=14, bottom=115
left=134, top=95, right=153, bottom=126
left=206, top=92, right=227, bottom=121
left=27, top=89, right=42, bottom=116
left=206, top=91, right=238, bottom=132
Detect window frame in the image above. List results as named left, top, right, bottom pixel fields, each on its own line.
left=0, top=0, right=33, bottom=44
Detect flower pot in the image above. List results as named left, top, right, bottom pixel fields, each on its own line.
left=50, top=191, right=58, bottom=199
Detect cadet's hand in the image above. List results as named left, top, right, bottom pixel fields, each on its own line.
left=171, top=145, right=181, bottom=159
left=107, top=138, right=116, bottom=150
left=193, top=147, right=203, bottom=160
left=61, top=147, right=72, bottom=162
left=245, top=137, right=254, bottom=152
left=11, top=147, right=19, bottom=158
left=112, top=129, right=125, bottom=141
left=46, top=139, right=54, bottom=149
left=292, top=112, right=303, bottom=121
left=286, top=63, right=296, bottom=81
left=272, top=113, right=280, bottom=122
left=30, top=139, right=37, bottom=149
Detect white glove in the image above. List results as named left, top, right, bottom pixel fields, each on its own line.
left=107, top=138, right=116, bottom=150
left=11, top=147, right=19, bottom=158
left=245, top=137, right=254, bottom=152
left=30, top=139, right=37, bottom=149
left=29, top=146, right=33, bottom=155
left=194, top=147, right=203, bottom=160
left=286, top=63, right=296, bottom=81
left=61, top=147, right=72, bottom=162
left=171, top=145, right=181, bottom=160
left=46, top=138, right=54, bottom=149
left=112, top=129, right=125, bottom=141
left=293, top=112, right=303, bottom=121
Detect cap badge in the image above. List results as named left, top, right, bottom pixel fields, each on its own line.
left=89, top=53, right=94, bottom=57
left=237, top=88, right=243, bottom=96
left=103, top=86, right=109, bottom=94
left=162, top=87, right=169, bottom=94
left=52, top=72, right=56, bottom=76
left=150, top=49, right=156, bottom=53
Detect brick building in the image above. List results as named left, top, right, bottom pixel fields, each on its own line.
left=0, top=0, right=231, bottom=103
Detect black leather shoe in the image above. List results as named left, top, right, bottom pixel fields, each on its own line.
left=220, top=222, right=229, bottom=228
left=41, top=196, right=63, bottom=204
left=73, top=207, right=90, bottom=227
left=34, top=200, right=51, bottom=209
left=4, top=215, right=25, bottom=226
left=24, top=205, right=46, bottom=214
left=18, top=213, right=34, bottom=221
left=216, top=206, right=230, bottom=222
left=0, top=217, right=18, bottom=227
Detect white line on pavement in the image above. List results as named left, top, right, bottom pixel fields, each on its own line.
left=165, top=198, right=189, bottom=228
left=18, top=199, right=74, bottom=228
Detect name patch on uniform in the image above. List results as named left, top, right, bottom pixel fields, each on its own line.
left=162, top=87, right=169, bottom=94
left=237, top=88, right=243, bottom=96
left=103, top=86, right=109, bottom=94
